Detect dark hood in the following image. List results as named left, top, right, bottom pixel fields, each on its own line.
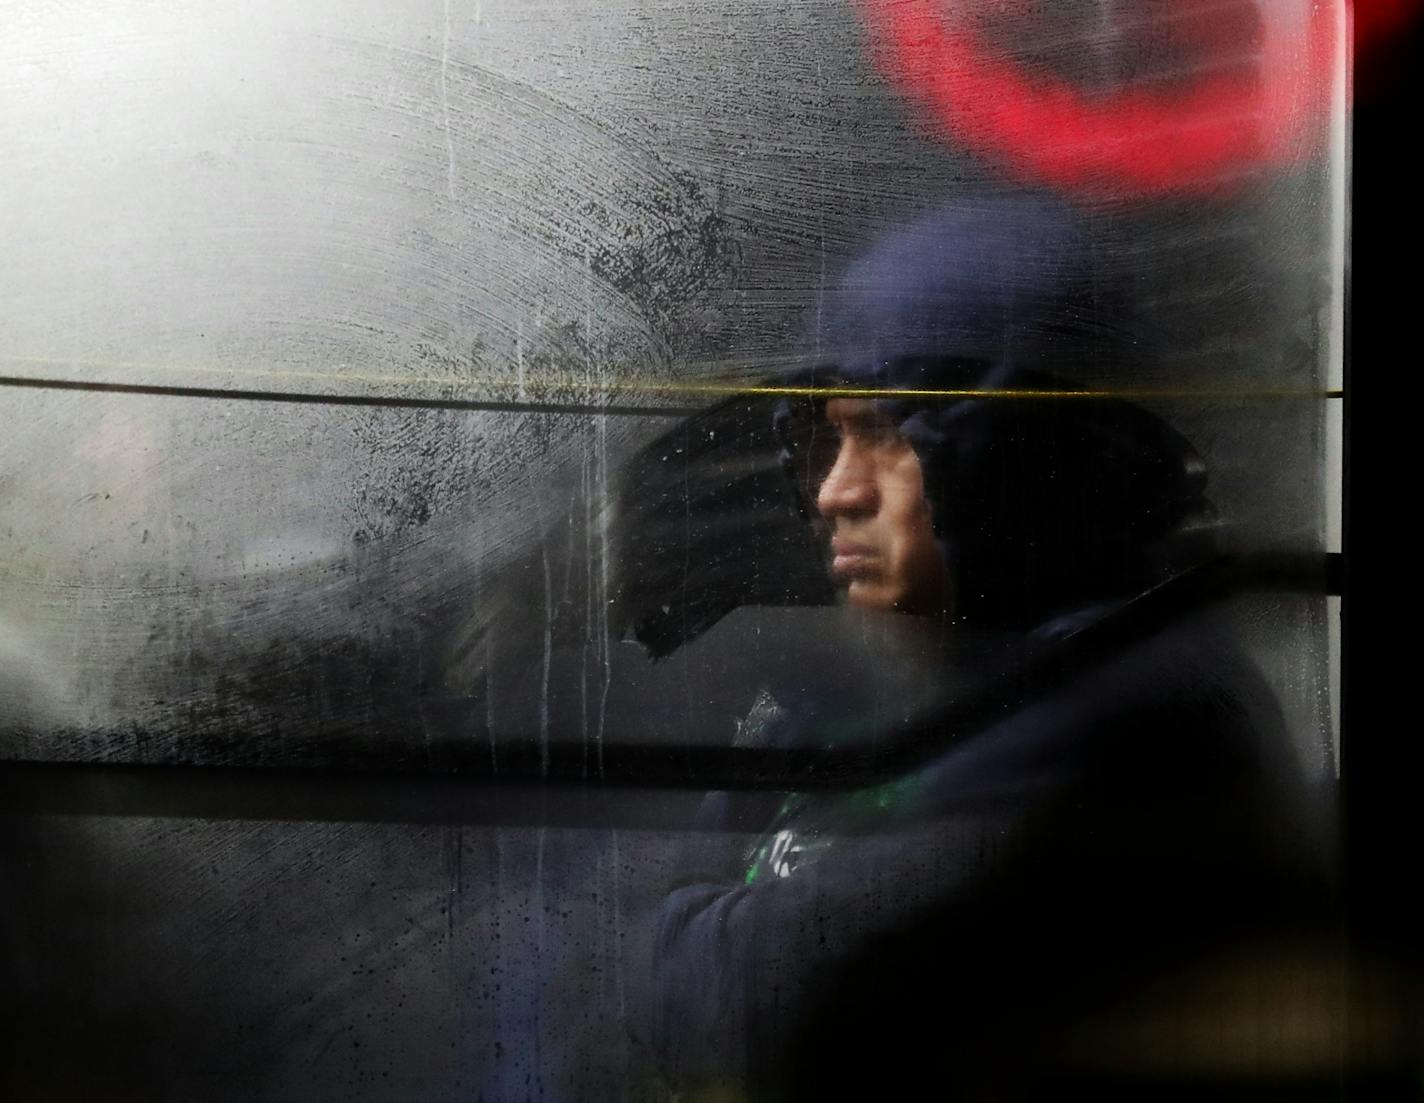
left=612, top=194, right=1218, bottom=655
left=776, top=194, right=1219, bottom=632
left=798, top=193, right=1147, bottom=377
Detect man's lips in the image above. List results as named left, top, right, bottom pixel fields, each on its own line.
left=829, top=539, right=878, bottom=579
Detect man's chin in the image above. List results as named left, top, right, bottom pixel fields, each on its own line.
left=844, top=581, right=897, bottom=612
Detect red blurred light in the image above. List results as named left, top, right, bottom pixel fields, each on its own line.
left=858, top=0, right=1346, bottom=200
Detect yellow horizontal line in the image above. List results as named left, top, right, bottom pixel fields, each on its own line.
left=703, top=383, right=1342, bottom=401
left=0, top=353, right=1339, bottom=403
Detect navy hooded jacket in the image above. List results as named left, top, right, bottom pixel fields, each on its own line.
left=626, top=195, right=1326, bottom=1102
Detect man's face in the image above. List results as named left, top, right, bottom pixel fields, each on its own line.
left=811, top=399, right=951, bottom=616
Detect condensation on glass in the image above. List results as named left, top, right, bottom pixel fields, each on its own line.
left=0, top=2, right=1362, bottom=1100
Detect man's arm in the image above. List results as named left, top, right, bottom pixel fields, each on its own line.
left=628, top=620, right=1309, bottom=1099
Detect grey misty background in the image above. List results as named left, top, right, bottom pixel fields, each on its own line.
left=1, top=1, right=1337, bottom=1100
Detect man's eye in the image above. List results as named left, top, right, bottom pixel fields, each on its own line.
left=865, top=422, right=903, bottom=448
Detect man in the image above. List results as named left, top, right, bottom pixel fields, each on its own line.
left=627, top=193, right=1331, bottom=1101
left=804, top=396, right=950, bottom=617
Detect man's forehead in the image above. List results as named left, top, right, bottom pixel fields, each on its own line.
left=823, top=397, right=895, bottom=427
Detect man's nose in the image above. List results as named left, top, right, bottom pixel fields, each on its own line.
left=816, top=442, right=877, bottom=518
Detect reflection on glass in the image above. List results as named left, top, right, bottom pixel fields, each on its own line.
left=625, top=193, right=1339, bottom=1101
left=0, top=0, right=1359, bottom=1099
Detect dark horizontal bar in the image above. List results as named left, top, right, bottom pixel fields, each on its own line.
left=0, top=551, right=1340, bottom=824
left=0, top=760, right=715, bottom=830
left=0, top=373, right=700, bottom=419
left=0, top=373, right=1342, bottom=414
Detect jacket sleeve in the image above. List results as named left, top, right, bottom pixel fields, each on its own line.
left=627, top=620, right=1306, bottom=1099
